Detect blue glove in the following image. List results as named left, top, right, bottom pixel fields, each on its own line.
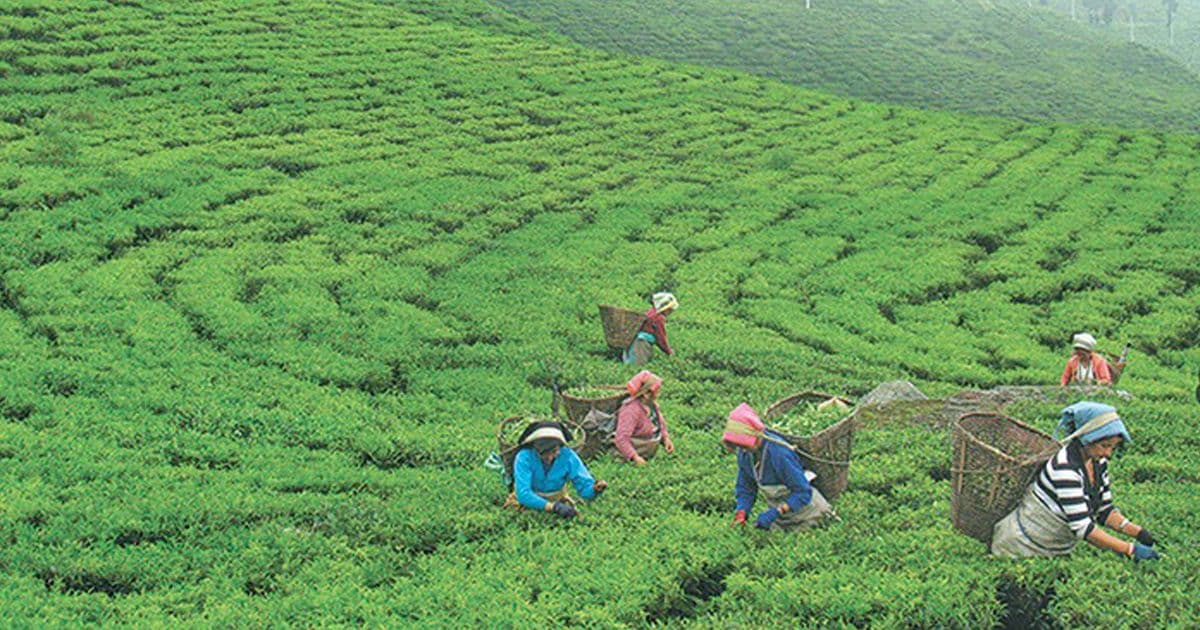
left=1132, top=543, right=1160, bottom=562
left=551, top=500, right=577, bottom=519
left=755, top=507, right=780, bottom=530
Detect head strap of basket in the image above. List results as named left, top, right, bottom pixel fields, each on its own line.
left=626, top=370, right=662, bottom=397
left=1055, top=401, right=1131, bottom=445
left=1072, top=332, right=1096, bottom=351
left=652, top=292, right=678, bottom=313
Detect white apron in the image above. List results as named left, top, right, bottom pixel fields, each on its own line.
left=991, top=484, right=1078, bottom=557
left=759, top=483, right=835, bottom=531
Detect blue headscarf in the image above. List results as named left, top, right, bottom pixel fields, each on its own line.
left=1055, top=401, right=1132, bottom=445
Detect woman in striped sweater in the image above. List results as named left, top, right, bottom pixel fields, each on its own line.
left=991, top=402, right=1160, bottom=561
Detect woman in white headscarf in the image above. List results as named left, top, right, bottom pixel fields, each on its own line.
left=623, top=292, right=677, bottom=366
left=1060, top=332, right=1112, bottom=386
left=991, top=402, right=1159, bottom=562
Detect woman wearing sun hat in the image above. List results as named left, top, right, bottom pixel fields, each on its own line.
left=623, top=292, right=678, bottom=366
left=505, top=421, right=607, bottom=519
left=722, top=403, right=834, bottom=531
left=614, top=370, right=675, bottom=465
left=1060, top=332, right=1112, bottom=386
left=991, top=402, right=1160, bottom=561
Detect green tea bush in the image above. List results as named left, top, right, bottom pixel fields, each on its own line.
left=494, top=0, right=1200, bottom=132
left=0, top=0, right=1197, bottom=625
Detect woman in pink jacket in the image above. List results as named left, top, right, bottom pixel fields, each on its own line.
left=614, top=370, right=675, bottom=465
left=1060, top=332, right=1112, bottom=386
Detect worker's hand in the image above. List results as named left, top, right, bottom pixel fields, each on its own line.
left=755, top=508, right=780, bottom=530
left=551, top=500, right=577, bottom=519
left=663, top=438, right=675, bottom=454
left=732, top=510, right=747, bottom=527
left=1135, top=528, right=1156, bottom=546
left=593, top=480, right=608, bottom=495
left=1131, top=543, right=1160, bottom=562
left=632, top=455, right=647, bottom=466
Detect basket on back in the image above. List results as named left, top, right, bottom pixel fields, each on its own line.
left=1100, top=347, right=1130, bottom=385
left=950, top=412, right=1059, bottom=544
left=496, top=415, right=587, bottom=477
left=764, top=391, right=856, bottom=502
left=598, top=305, right=646, bottom=350
left=553, top=386, right=627, bottom=460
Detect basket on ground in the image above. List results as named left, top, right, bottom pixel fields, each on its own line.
left=497, top=415, right=587, bottom=474
left=764, top=391, right=856, bottom=502
left=598, top=305, right=646, bottom=350
left=950, top=412, right=1059, bottom=544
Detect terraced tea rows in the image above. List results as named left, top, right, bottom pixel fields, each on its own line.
left=0, top=0, right=1197, bottom=625
left=492, top=0, right=1200, bottom=132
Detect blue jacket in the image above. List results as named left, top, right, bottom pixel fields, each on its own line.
left=513, top=446, right=597, bottom=511
left=735, top=430, right=813, bottom=513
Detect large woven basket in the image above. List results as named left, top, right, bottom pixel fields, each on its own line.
left=598, top=305, right=646, bottom=350
left=556, top=386, right=627, bottom=424
left=764, top=391, right=856, bottom=502
left=554, top=386, right=627, bottom=459
left=950, top=412, right=1059, bottom=544
left=497, top=415, right=587, bottom=474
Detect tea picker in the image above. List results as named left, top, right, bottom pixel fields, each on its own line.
left=1060, top=332, right=1116, bottom=386
left=622, top=292, right=678, bottom=365
left=503, top=421, right=608, bottom=519
left=991, top=402, right=1160, bottom=561
left=722, top=403, right=835, bottom=531
left=614, top=370, right=675, bottom=465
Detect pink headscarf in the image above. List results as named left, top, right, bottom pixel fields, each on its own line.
left=626, top=370, right=663, bottom=397
left=722, top=403, right=764, bottom=449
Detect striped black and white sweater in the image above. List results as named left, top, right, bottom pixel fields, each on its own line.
left=1032, top=441, right=1114, bottom=539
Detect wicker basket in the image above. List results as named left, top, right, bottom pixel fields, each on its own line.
left=1095, top=346, right=1131, bottom=385
left=764, top=391, right=856, bottom=502
left=950, top=412, right=1059, bottom=544
left=598, top=305, right=646, bottom=350
left=553, top=386, right=627, bottom=459
left=497, top=415, right=587, bottom=474
left=556, top=386, right=627, bottom=424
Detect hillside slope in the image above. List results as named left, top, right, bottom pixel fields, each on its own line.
left=0, top=0, right=1198, bottom=626
left=1014, top=0, right=1200, bottom=74
left=491, top=0, right=1200, bottom=132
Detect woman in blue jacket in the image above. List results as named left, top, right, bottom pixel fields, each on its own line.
left=723, top=403, right=834, bottom=531
left=505, top=421, right=607, bottom=519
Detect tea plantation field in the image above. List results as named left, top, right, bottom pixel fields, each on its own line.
left=1, top=0, right=1198, bottom=626
left=490, top=0, right=1200, bottom=133
left=1022, top=0, right=1200, bottom=74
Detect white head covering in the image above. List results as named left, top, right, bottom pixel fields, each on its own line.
left=1072, top=332, right=1096, bottom=351
left=521, top=426, right=565, bottom=446
left=652, top=292, right=678, bottom=313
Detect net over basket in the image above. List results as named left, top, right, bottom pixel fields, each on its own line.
left=554, top=386, right=627, bottom=459
left=950, top=412, right=1059, bottom=544
left=598, top=305, right=646, bottom=350
left=764, top=391, right=856, bottom=502
left=555, top=386, right=627, bottom=424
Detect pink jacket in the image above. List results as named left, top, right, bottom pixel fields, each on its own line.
left=640, top=308, right=673, bottom=355
left=1060, top=353, right=1112, bottom=386
left=614, top=396, right=669, bottom=461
